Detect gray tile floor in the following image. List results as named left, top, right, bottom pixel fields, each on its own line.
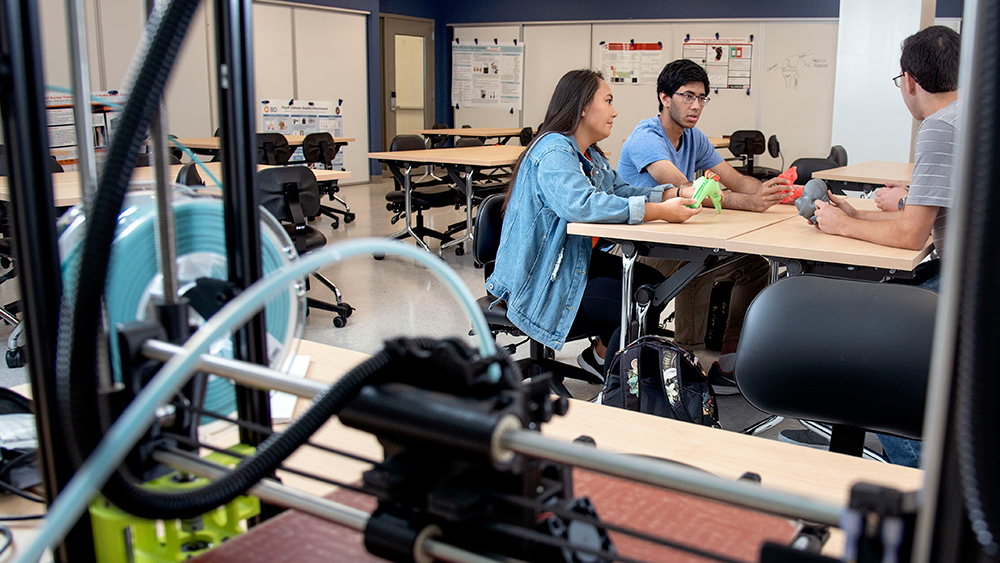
left=0, top=174, right=883, bottom=455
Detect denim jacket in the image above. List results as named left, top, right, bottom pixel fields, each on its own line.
left=485, top=132, right=666, bottom=350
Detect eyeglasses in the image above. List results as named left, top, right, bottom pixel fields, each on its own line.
left=673, top=92, right=711, bottom=105
left=892, top=73, right=905, bottom=88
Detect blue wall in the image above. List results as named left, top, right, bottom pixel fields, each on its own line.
left=296, top=0, right=966, bottom=175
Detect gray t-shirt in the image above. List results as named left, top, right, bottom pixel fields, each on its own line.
left=907, top=100, right=960, bottom=261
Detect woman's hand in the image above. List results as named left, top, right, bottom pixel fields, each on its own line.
left=646, top=198, right=700, bottom=223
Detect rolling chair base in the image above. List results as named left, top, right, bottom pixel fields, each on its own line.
left=306, top=272, right=353, bottom=328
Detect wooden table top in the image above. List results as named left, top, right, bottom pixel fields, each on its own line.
left=174, top=136, right=355, bottom=151
left=708, top=136, right=730, bottom=149
left=368, top=145, right=524, bottom=167
left=726, top=198, right=933, bottom=270
left=411, top=127, right=525, bottom=137
left=567, top=204, right=798, bottom=248
left=812, top=160, right=914, bottom=185
left=0, top=163, right=351, bottom=207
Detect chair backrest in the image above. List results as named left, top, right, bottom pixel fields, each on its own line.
left=788, top=157, right=839, bottom=184
left=454, top=137, right=484, bottom=148
left=735, top=275, right=936, bottom=441
left=0, top=152, right=64, bottom=175
left=135, top=152, right=182, bottom=167
left=429, top=122, right=450, bottom=148
left=390, top=134, right=426, bottom=152
left=728, top=130, right=766, bottom=158
left=257, top=133, right=291, bottom=165
left=767, top=135, right=781, bottom=158
left=473, top=193, right=504, bottom=278
left=519, top=126, right=534, bottom=147
left=828, top=145, right=848, bottom=167
left=302, top=132, right=336, bottom=166
left=175, top=161, right=204, bottom=186
left=256, top=166, right=321, bottom=225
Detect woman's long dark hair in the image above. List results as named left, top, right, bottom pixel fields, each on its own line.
left=502, top=69, right=606, bottom=213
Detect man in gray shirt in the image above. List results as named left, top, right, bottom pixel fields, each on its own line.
left=814, top=25, right=960, bottom=294
left=812, top=25, right=960, bottom=467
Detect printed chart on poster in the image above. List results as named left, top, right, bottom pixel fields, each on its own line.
left=682, top=38, right=753, bottom=89
left=451, top=42, right=524, bottom=110
left=260, top=99, right=345, bottom=169
left=599, top=42, right=663, bottom=85
left=45, top=90, right=126, bottom=171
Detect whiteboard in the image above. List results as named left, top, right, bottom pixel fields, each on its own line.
left=163, top=2, right=214, bottom=138
left=758, top=21, right=839, bottom=168
left=521, top=24, right=592, bottom=143
left=253, top=2, right=296, bottom=132
left=452, top=26, right=522, bottom=130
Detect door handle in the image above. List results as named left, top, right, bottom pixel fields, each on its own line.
left=390, top=91, right=396, bottom=111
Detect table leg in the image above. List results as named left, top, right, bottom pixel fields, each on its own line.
left=619, top=242, right=637, bottom=350
left=402, top=164, right=430, bottom=252
left=441, top=165, right=475, bottom=254
left=769, top=259, right=780, bottom=284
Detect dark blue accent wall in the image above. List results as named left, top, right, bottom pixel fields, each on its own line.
left=292, top=0, right=965, bottom=176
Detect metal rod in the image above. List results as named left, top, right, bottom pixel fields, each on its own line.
left=153, top=450, right=369, bottom=531
left=154, top=450, right=504, bottom=563
left=501, top=429, right=844, bottom=527
left=63, top=0, right=97, bottom=218
left=0, top=0, right=96, bottom=559
left=142, top=339, right=328, bottom=398
left=619, top=242, right=637, bottom=348
left=143, top=0, right=179, bottom=304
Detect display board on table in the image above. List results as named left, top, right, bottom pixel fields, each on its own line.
left=260, top=99, right=345, bottom=169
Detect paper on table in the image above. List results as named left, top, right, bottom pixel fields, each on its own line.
left=270, top=355, right=311, bottom=423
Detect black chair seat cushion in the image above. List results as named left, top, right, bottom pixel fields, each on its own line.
left=478, top=295, right=518, bottom=330
left=385, top=185, right=461, bottom=208
left=283, top=224, right=327, bottom=253
left=789, top=157, right=840, bottom=184
left=735, top=276, right=936, bottom=439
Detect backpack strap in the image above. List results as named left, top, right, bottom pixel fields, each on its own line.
left=621, top=343, right=641, bottom=411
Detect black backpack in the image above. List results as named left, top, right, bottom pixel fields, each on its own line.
left=601, top=335, right=720, bottom=427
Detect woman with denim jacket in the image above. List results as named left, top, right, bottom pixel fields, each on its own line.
left=485, top=69, right=699, bottom=379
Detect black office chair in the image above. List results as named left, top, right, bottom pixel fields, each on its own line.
left=728, top=130, right=781, bottom=180
left=384, top=134, right=464, bottom=251
left=788, top=157, right=840, bottom=185
left=828, top=145, right=848, bottom=167
left=257, top=166, right=353, bottom=327
left=257, top=133, right=292, bottom=165
left=135, top=153, right=182, bottom=167
left=735, top=275, right=935, bottom=457
left=427, top=122, right=451, bottom=149
left=301, top=132, right=355, bottom=230
left=454, top=137, right=509, bottom=197
left=519, top=126, right=534, bottom=147
left=175, top=162, right=204, bottom=186
left=473, top=194, right=602, bottom=395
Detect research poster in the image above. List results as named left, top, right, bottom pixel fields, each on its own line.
left=45, top=90, right=126, bottom=171
left=451, top=42, right=524, bottom=110
left=599, top=42, right=664, bottom=85
left=260, top=99, right=345, bottom=168
left=682, top=39, right=753, bottom=89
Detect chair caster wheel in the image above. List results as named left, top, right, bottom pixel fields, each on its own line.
left=333, top=316, right=347, bottom=328
left=344, top=213, right=355, bottom=224
left=455, top=244, right=465, bottom=256
left=342, top=304, right=353, bottom=318
left=474, top=261, right=484, bottom=269
left=6, top=347, right=25, bottom=368
left=330, top=217, right=340, bottom=230
left=373, top=253, right=385, bottom=260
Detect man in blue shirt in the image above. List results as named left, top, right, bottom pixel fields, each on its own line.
left=617, top=59, right=792, bottom=394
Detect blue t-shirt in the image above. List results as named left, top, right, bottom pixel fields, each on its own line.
left=618, top=116, right=724, bottom=187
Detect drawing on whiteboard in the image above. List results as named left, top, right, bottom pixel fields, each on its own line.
left=768, top=51, right=829, bottom=90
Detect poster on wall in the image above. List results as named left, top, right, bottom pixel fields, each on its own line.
left=451, top=41, right=524, bottom=110
left=682, top=38, right=753, bottom=90
left=259, top=99, right=345, bottom=169
left=45, top=90, right=126, bottom=171
left=598, top=42, right=663, bottom=85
